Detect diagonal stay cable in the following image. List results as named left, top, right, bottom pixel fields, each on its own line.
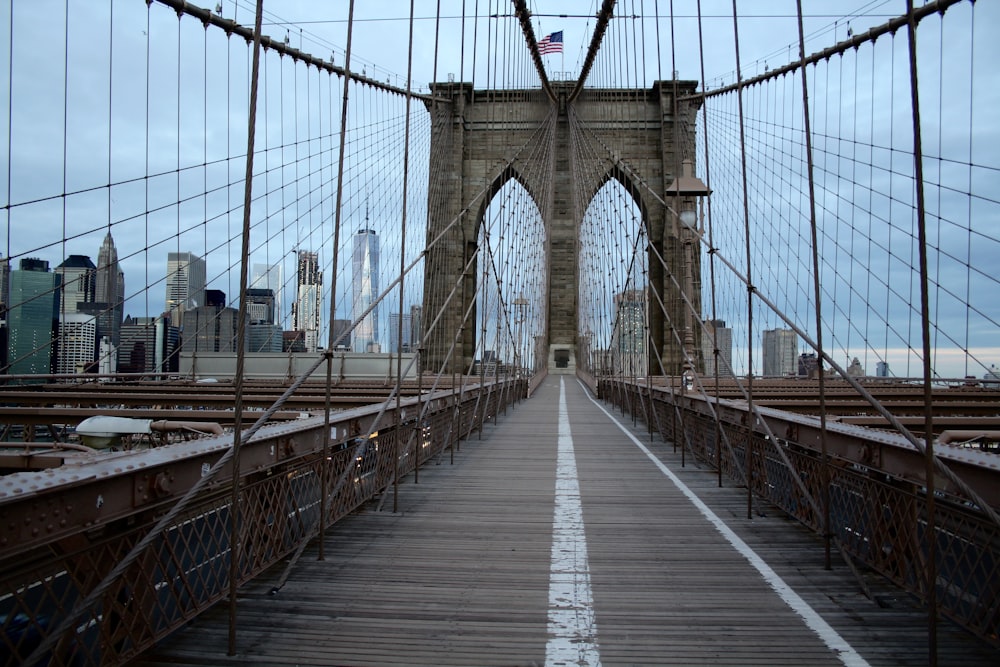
left=575, top=109, right=1000, bottom=531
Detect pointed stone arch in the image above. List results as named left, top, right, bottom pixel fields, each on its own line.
left=423, top=81, right=702, bottom=375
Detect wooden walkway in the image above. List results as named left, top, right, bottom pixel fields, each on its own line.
left=137, top=376, right=999, bottom=666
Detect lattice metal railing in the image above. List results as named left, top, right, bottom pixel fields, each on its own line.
left=602, top=378, right=1000, bottom=647
left=0, top=380, right=525, bottom=666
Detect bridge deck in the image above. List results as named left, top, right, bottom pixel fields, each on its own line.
left=137, top=376, right=997, bottom=666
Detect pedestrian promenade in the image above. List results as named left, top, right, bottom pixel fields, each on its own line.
left=137, top=376, right=998, bottom=666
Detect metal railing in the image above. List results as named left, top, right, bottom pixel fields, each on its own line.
left=0, top=379, right=525, bottom=666
left=601, top=378, right=1000, bottom=648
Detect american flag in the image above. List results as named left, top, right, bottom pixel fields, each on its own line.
left=538, top=31, right=563, bottom=55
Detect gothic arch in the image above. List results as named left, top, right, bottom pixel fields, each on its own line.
left=423, top=81, right=702, bottom=375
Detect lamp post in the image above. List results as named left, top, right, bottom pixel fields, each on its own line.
left=665, top=158, right=711, bottom=386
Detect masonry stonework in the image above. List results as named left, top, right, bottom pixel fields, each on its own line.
left=423, top=81, right=702, bottom=376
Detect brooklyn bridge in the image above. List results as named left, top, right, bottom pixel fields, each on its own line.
left=1, top=1, right=998, bottom=665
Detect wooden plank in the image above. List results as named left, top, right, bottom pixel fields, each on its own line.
left=136, top=376, right=999, bottom=666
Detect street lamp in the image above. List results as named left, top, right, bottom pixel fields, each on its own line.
left=665, top=159, right=711, bottom=386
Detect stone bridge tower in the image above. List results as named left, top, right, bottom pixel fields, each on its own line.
left=422, top=81, right=702, bottom=376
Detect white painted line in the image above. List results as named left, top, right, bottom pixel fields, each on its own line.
left=580, top=382, right=870, bottom=667
left=545, top=378, right=602, bottom=667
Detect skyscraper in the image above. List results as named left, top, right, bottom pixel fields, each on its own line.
left=182, top=290, right=244, bottom=354
left=55, top=313, right=97, bottom=375
left=0, top=257, right=9, bottom=316
left=352, top=229, right=379, bottom=353
left=54, top=255, right=101, bottom=374
left=611, top=289, right=646, bottom=376
left=762, top=328, right=798, bottom=377
left=7, top=258, right=60, bottom=377
left=701, top=319, right=733, bottom=377
left=165, top=252, right=206, bottom=324
left=387, top=306, right=424, bottom=353
left=389, top=312, right=412, bottom=353
left=292, top=250, right=322, bottom=353
left=95, top=231, right=125, bottom=346
left=250, top=261, right=282, bottom=325
left=118, top=316, right=179, bottom=375
left=54, top=255, right=96, bottom=317
left=0, top=257, right=9, bottom=370
left=410, top=305, right=422, bottom=352
left=246, top=288, right=282, bottom=352
left=245, top=288, right=275, bottom=324
left=332, top=319, right=352, bottom=350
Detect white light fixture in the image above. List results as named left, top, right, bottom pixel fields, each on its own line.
left=679, top=210, right=698, bottom=230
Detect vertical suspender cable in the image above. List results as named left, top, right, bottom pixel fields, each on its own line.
left=416, top=0, right=442, bottom=470
left=394, top=0, right=417, bottom=508
left=60, top=1, right=69, bottom=332
left=794, top=0, right=832, bottom=571
left=729, top=0, right=756, bottom=520
left=903, top=0, right=937, bottom=662
left=106, top=4, right=116, bottom=375
left=4, top=0, right=11, bottom=273
left=227, top=0, right=264, bottom=654
left=323, top=0, right=356, bottom=558
left=695, top=0, right=724, bottom=487
left=144, top=7, right=152, bottom=369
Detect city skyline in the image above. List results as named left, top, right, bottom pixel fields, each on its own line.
left=0, top=1, right=995, bottom=382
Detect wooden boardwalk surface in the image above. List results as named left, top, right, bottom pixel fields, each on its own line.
left=137, top=376, right=999, bottom=666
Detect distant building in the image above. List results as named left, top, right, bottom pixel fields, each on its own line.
left=77, top=302, right=117, bottom=370
left=55, top=254, right=101, bottom=374
left=7, top=258, right=60, bottom=377
left=352, top=229, right=379, bottom=353
left=762, top=328, right=797, bottom=377
left=247, top=324, right=283, bottom=352
left=55, top=312, right=97, bottom=375
left=847, top=357, right=864, bottom=377
left=798, top=352, right=819, bottom=378
left=410, top=305, right=422, bottom=351
left=54, top=255, right=97, bottom=317
left=0, top=257, right=9, bottom=315
left=118, top=316, right=180, bottom=375
left=245, top=288, right=275, bottom=324
left=701, top=319, right=733, bottom=377
left=332, top=318, right=352, bottom=350
left=205, top=289, right=226, bottom=308
left=283, top=329, right=307, bottom=353
left=183, top=303, right=244, bottom=353
left=0, top=257, right=8, bottom=370
left=611, top=289, right=646, bottom=376
left=983, top=364, right=1000, bottom=387
left=246, top=288, right=282, bottom=352
left=165, top=252, right=206, bottom=324
left=292, top=251, right=322, bottom=353
left=95, top=231, right=125, bottom=346
left=250, top=262, right=282, bottom=325
left=97, top=336, right=117, bottom=377
left=876, top=361, right=890, bottom=377
left=389, top=311, right=413, bottom=353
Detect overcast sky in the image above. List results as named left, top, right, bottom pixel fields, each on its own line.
left=1, top=1, right=996, bottom=377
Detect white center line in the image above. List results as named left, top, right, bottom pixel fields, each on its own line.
left=545, top=377, right=602, bottom=667
left=581, top=381, right=870, bottom=667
